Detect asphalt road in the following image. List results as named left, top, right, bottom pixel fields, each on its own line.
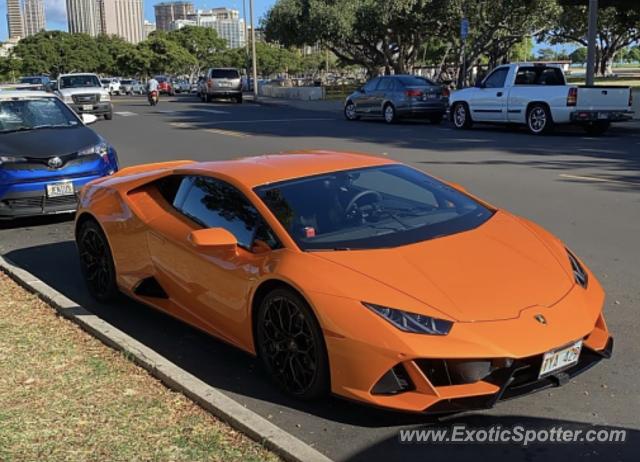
left=1, top=94, right=639, bottom=461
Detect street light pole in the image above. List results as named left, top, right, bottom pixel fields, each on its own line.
left=242, top=0, right=249, bottom=58
left=586, top=0, right=598, bottom=86
left=249, top=0, right=258, bottom=99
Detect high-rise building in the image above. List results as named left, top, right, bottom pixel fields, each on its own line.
left=170, top=8, right=246, bottom=49
left=100, top=0, right=144, bottom=43
left=143, top=19, right=156, bottom=38
left=154, top=1, right=193, bottom=32
left=6, top=0, right=24, bottom=39
left=66, top=0, right=102, bottom=36
left=23, top=0, right=46, bottom=37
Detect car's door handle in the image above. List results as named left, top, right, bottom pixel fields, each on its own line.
left=496, top=92, right=503, bottom=97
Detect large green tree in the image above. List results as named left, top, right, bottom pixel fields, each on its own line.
left=165, top=26, right=227, bottom=78
left=138, top=33, right=197, bottom=76
left=540, top=4, right=640, bottom=75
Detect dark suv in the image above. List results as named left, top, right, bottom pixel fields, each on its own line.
left=344, top=75, right=449, bottom=124
left=203, top=68, right=243, bottom=103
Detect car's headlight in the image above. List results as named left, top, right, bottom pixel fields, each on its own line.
left=101, top=92, right=111, bottom=101
left=78, top=142, right=109, bottom=158
left=567, top=249, right=588, bottom=288
left=363, top=302, right=453, bottom=335
left=0, top=155, right=28, bottom=166
left=62, top=94, right=73, bottom=103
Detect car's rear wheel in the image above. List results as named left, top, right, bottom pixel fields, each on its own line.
left=256, top=288, right=329, bottom=400
left=344, top=101, right=359, bottom=120
left=583, top=121, right=610, bottom=136
left=77, top=219, right=119, bottom=302
left=104, top=111, right=113, bottom=120
left=383, top=103, right=397, bottom=124
left=452, top=102, right=472, bottom=129
left=527, top=103, right=554, bottom=135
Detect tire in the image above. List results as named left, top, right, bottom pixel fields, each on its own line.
left=526, top=103, right=554, bottom=135
left=383, top=103, right=397, bottom=124
left=236, top=94, right=243, bottom=104
left=256, top=288, right=329, bottom=400
left=583, top=121, right=610, bottom=136
left=429, top=113, right=444, bottom=124
left=344, top=101, right=359, bottom=121
left=104, top=111, right=113, bottom=120
left=452, top=102, right=473, bottom=129
left=76, top=219, right=119, bottom=302
left=205, top=93, right=212, bottom=103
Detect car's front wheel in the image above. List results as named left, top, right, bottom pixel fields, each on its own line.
left=256, top=288, right=329, bottom=400
left=77, top=219, right=119, bottom=302
left=344, top=101, right=359, bottom=121
left=452, top=102, right=472, bottom=129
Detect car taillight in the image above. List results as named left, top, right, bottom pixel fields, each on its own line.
left=567, top=87, right=577, bottom=106
left=207, top=79, right=213, bottom=88
left=405, top=89, right=423, bottom=98
left=442, top=87, right=450, bottom=98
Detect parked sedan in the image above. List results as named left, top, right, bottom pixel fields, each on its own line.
left=155, top=76, right=175, bottom=96
left=344, top=75, right=449, bottom=124
left=0, top=91, right=119, bottom=219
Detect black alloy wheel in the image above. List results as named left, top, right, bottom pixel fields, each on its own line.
left=256, top=288, right=329, bottom=400
left=77, top=220, right=118, bottom=302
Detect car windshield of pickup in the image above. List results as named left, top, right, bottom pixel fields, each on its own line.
left=59, top=75, right=101, bottom=89
left=514, top=66, right=564, bottom=86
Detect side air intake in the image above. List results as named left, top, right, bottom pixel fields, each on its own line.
left=134, top=276, right=168, bottom=299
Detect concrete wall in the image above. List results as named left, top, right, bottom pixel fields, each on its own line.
left=259, top=85, right=325, bottom=101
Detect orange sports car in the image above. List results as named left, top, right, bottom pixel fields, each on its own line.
left=74, top=151, right=612, bottom=413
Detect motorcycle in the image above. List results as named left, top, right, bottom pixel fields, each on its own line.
left=148, top=90, right=159, bottom=106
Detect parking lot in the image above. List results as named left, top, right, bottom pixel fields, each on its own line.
left=1, top=94, right=639, bottom=461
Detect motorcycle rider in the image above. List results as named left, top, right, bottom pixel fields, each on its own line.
left=146, top=77, right=159, bottom=104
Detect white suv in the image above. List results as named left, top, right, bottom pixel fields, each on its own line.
left=57, top=73, right=113, bottom=120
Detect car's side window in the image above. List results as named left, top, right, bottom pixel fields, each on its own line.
left=363, top=77, right=380, bottom=93
left=173, top=176, right=280, bottom=251
left=377, top=78, right=391, bottom=91
left=483, top=67, right=509, bottom=88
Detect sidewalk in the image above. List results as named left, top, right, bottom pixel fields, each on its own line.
left=245, top=94, right=343, bottom=113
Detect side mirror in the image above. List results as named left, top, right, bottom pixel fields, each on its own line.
left=81, top=113, right=98, bottom=125
left=189, top=228, right=237, bottom=250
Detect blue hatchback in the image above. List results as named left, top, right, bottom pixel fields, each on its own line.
left=0, top=91, right=118, bottom=219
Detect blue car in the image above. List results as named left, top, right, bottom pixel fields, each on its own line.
left=0, top=91, right=118, bottom=219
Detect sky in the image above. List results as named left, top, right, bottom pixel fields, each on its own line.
left=0, top=0, right=275, bottom=41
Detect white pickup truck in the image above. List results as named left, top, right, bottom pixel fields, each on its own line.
left=449, top=63, right=633, bottom=135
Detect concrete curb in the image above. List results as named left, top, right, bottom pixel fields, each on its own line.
left=0, top=255, right=332, bottom=462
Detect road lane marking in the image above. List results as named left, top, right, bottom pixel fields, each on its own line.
left=559, top=174, right=635, bottom=185
left=114, top=111, right=137, bottom=117
left=190, top=109, right=230, bottom=114
left=169, top=122, right=251, bottom=138
left=206, top=118, right=335, bottom=125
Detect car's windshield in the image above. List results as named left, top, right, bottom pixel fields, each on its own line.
left=255, top=164, right=493, bottom=250
left=155, top=76, right=167, bottom=83
left=120, top=80, right=132, bottom=85
left=0, top=97, right=79, bottom=133
left=60, top=75, right=101, bottom=89
left=210, top=69, right=239, bottom=79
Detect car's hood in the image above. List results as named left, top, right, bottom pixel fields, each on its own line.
left=313, top=211, right=574, bottom=322
left=58, top=87, right=106, bottom=96
left=0, top=126, right=100, bottom=158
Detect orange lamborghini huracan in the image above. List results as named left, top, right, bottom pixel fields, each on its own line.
left=75, top=151, right=612, bottom=413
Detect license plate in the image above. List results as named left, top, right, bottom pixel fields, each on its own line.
left=598, top=112, right=610, bottom=120
left=539, top=340, right=582, bottom=378
left=82, top=104, right=93, bottom=111
left=46, top=182, right=74, bottom=198
left=219, top=81, right=232, bottom=87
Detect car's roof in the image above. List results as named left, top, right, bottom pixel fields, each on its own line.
left=177, top=151, right=396, bottom=188
left=0, top=90, right=55, bottom=99
left=59, top=73, right=99, bottom=77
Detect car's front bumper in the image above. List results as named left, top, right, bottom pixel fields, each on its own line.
left=314, top=269, right=612, bottom=413
left=68, top=102, right=113, bottom=116
left=0, top=172, right=115, bottom=219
